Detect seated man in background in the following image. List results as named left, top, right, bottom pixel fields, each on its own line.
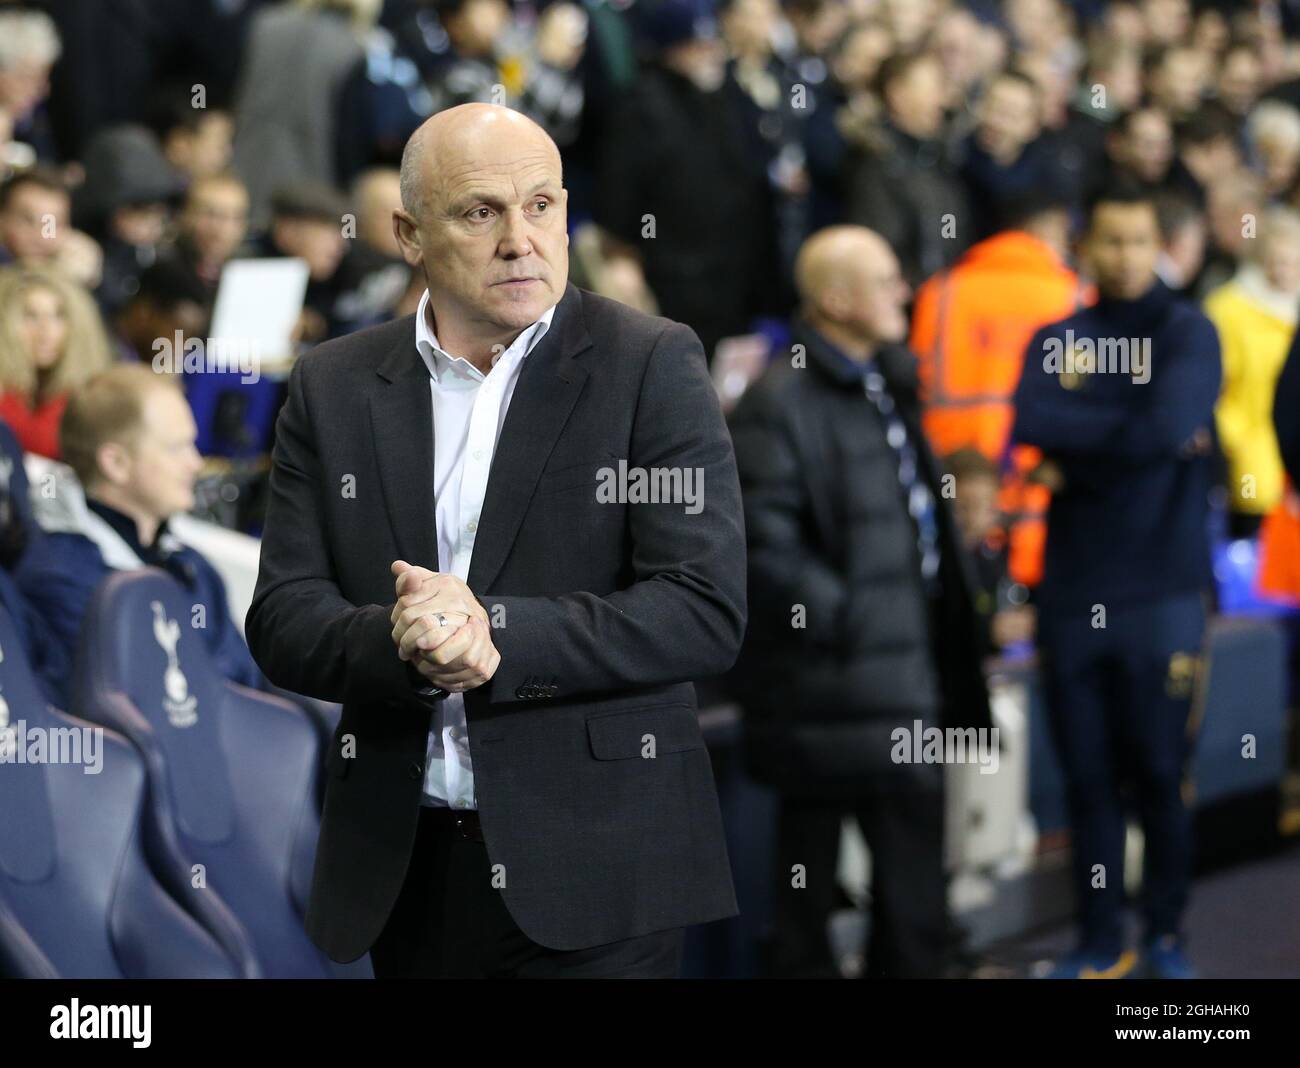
left=16, top=364, right=262, bottom=708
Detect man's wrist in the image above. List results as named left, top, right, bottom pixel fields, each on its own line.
left=405, top=658, right=446, bottom=699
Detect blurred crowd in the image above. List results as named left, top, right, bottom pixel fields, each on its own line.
left=1, top=0, right=1299, bottom=979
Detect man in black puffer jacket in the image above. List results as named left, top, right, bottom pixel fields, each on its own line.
left=729, top=225, right=989, bottom=979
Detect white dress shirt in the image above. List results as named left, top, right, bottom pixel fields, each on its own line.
left=413, top=287, right=557, bottom=809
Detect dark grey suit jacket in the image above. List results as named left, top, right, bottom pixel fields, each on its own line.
left=246, top=281, right=746, bottom=961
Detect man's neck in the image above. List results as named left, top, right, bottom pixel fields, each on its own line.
left=426, top=299, right=525, bottom=374
left=808, top=316, right=878, bottom=363
left=88, top=490, right=159, bottom=549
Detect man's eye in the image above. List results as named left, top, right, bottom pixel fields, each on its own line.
left=532, top=199, right=549, bottom=212
left=468, top=207, right=493, bottom=221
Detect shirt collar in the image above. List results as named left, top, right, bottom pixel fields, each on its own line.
left=414, top=288, right=557, bottom=383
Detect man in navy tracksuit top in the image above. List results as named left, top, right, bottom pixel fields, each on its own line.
left=1013, top=181, right=1221, bottom=979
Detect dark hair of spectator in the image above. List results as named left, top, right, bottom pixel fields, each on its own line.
left=0, top=166, right=68, bottom=210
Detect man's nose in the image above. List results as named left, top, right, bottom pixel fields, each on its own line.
left=498, top=208, right=533, bottom=258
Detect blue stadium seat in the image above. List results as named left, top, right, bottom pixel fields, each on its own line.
left=0, top=601, right=253, bottom=978
left=72, top=569, right=340, bottom=978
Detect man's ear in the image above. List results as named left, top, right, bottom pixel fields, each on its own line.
left=95, top=441, right=131, bottom=489
left=393, top=210, right=425, bottom=269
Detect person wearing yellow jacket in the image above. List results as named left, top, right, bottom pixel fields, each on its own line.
left=1203, top=206, right=1300, bottom=537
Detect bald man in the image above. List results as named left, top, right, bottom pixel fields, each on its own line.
left=728, top=226, right=989, bottom=978
left=247, top=104, right=746, bottom=978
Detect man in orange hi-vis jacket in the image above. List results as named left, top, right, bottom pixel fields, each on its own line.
left=910, top=194, right=1091, bottom=588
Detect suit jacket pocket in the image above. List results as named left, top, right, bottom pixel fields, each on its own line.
left=586, top=703, right=705, bottom=760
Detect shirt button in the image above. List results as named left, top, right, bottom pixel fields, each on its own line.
left=466, top=520, right=478, bottom=533
left=454, top=799, right=468, bottom=809
left=473, top=449, right=484, bottom=461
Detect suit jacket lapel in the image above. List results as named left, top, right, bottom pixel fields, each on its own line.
left=468, top=282, right=591, bottom=593
left=368, top=282, right=593, bottom=588
left=371, top=323, right=438, bottom=568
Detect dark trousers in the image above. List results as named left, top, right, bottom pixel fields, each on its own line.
left=1039, top=593, right=1207, bottom=957
left=370, top=806, right=685, bottom=978
left=769, top=787, right=947, bottom=978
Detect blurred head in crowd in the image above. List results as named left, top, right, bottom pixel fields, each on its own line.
left=1175, top=104, right=1241, bottom=189
left=148, top=87, right=234, bottom=182
left=114, top=262, right=210, bottom=361
left=394, top=103, right=568, bottom=359
left=719, top=0, right=779, bottom=63
left=1154, top=191, right=1206, bottom=290
left=638, top=0, right=726, bottom=92
left=1145, top=43, right=1208, bottom=121
left=795, top=225, right=910, bottom=354
left=1004, top=0, right=1071, bottom=57
left=1002, top=192, right=1073, bottom=261
left=178, top=173, right=250, bottom=277
left=784, top=0, right=849, bottom=58
left=0, top=264, right=112, bottom=402
left=877, top=51, right=946, bottom=140
left=1108, top=106, right=1174, bottom=185
left=60, top=366, right=202, bottom=542
left=1248, top=101, right=1300, bottom=200
left=269, top=182, right=347, bottom=282
left=1217, top=43, right=1262, bottom=118
left=1083, top=181, right=1162, bottom=300
left=440, top=0, right=511, bottom=59
left=1252, top=206, right=1300, bottom=296
left=77, top=125, right=186, bottom=249
left=1141, top=0, right=1192, bottom=48
left=1078, top=42, right=1143, bottom=117
left=974, top=69, right=1041, bottom=165
left=944, top=447, right=1001, bottom=551
left=0, top=168, right=70, bottom=262
left=1206, top=171, right=1262, bottom=263
left=832, top=20, right=894, bottom=95
left=352, top=168, right=404, bottom=259
left=0, top=10, right=60, bottom=126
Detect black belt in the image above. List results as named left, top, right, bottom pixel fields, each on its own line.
left=421, top=804, right=484, bottom=842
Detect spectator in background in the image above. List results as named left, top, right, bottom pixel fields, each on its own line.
left=944, top=446, right=1035, bottom=654
left=232, top=0, right=381, bottom=230
left=595, top=0, right=777, bottom=362
left=0, top=167, right=70, bottom=266
left=959, top=67, right=1066, bottom=240
left=256, top=181, right=407, bottom=341
left=147, top=87, right=235, bottom=183
left=0, top=8, right=62, bottom=168
left=350, top=166, right=418, bottom=316
left=1246, top=100, right=1300, bottom=202
left=1204, top=206, right=1300, bottom=537
left=729, top=225, right=988, bottom=978
left=0, top=263, right=112, bottom=459
left=422, top=0, right=586, bottom=150
left=16, top=364, right=262, bottom=711
left=165, top=172, right=252, bottom=299
left=844, top=50, right=970, bottom=287
left=1167, top=104, right=1241, bottom=207
left=1145, top=42, right=1208, bottom=123
left=111, top=261, right=210, bottom=364
left=910, top=193, right=1083, bottom=589
left=1014, top=181, right=1220, bottom=980
left=1217, top=42, right=1263, bottom=120
left=75, top=124, right=187, bottom=314
left=1154, top=190, right=1207, bottom=292
left=1197, top=169, right=1262, bottom=296
left=1103, top=106, right=1175, bottom=196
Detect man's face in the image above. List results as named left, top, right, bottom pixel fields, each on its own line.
left=0, top=184, right=69, bottom=261
left=977, top=78, right=1040, bottom=159
left=183, top=180, right=249, bottom=264
left=840, top=245, right=910, bottom=344
left=112, top=386, right=203, bottom=521
left=0, top=59, right=51, bottom=120
left=1085, top=201, right=1161, bottom=300
left=1117, top=110, right=1173, bottom=182
left=952, top=473, right=999, bottom=550
left=273, top=217, right=344, bottom=281
left=889, top=58, right=946, bottom=138
left=401, top=128, right=569, bottom=336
